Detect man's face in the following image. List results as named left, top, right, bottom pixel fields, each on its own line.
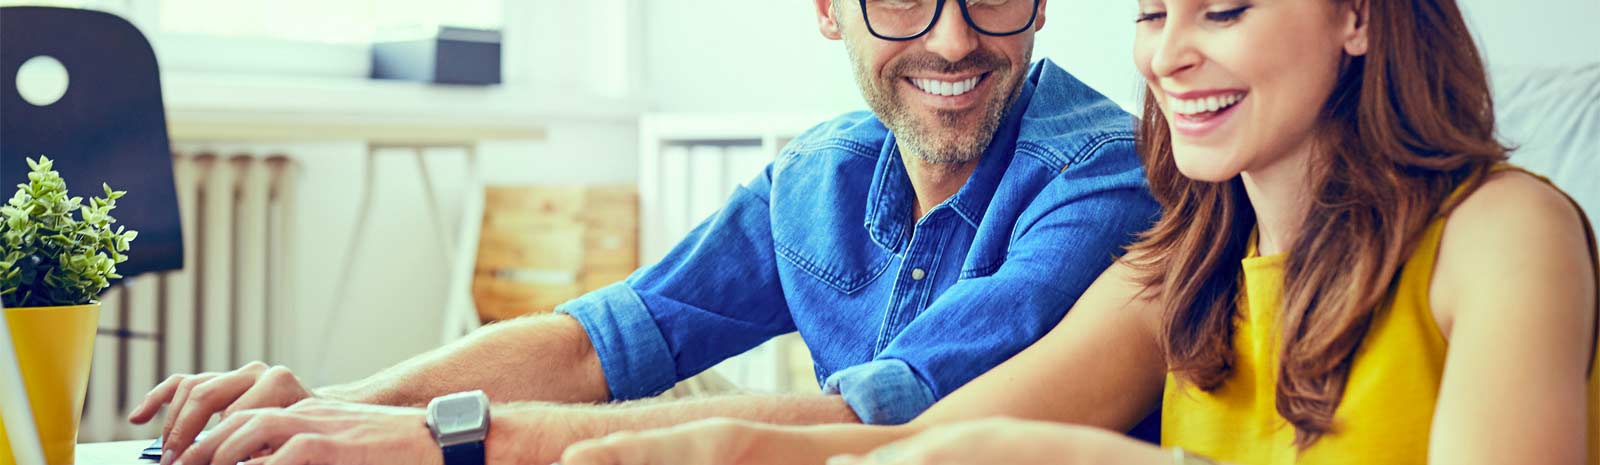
left=819, top=0, right=1045, bottom=164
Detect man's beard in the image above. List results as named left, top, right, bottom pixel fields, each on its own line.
left=845, top=41, right=1030, bottom=165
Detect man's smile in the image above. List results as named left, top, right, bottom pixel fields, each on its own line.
left=899, top=71, right=993, bottom=111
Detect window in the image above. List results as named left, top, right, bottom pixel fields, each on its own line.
left=3, top=0, right=504, bottom=78
left=3, top=0, right=501, bottom=44
left=155, top=0, right=502, bottom=44
left=3, top=0, right=641, bottom=113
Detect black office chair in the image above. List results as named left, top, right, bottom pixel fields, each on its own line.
left=1, top=6, right=184, bottom=278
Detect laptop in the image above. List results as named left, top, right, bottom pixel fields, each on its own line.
left=1, top=300, right=49, bottom=465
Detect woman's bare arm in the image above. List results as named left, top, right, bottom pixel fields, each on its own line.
left=563, top=258, right=1169, bottom=465
left=1429, top=172, right=1597, bottom=465
left=906, top=257, right=1168, bottom=431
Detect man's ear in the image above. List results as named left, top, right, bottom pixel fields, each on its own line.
left=1035, top=0, right=1047, bottom=32
left=1341, top=0, right=1369, bottom=56
left=815, top=0, right=843, bottom=40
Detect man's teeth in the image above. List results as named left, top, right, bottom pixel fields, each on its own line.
left=1171, top=92, right=1246, bottom=116
left=912, top=76, right=981, bottom=97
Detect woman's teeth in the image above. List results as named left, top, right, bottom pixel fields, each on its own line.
left=1171, top=92, right=1246, bottom=116
left=911, top=75, right=981, bottom=97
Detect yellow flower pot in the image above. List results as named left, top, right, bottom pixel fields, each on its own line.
left=1, top=303, right=100, bottom=465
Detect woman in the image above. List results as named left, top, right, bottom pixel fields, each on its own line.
left=560, top=0, right=1599, bottom=463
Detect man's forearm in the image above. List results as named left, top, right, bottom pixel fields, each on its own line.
left=316, top=313, right=611, bottom=407
left=486, top=394, right=863, bottom=464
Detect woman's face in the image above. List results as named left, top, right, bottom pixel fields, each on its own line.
left=1133, top=0, right=1368, bottom=182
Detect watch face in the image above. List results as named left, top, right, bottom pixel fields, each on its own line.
left=430, top=391, right=489, bottom=447
left=437, top=397, right=485, bottom=433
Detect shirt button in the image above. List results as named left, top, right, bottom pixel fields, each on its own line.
left=911, top=268, right=927, bottom=280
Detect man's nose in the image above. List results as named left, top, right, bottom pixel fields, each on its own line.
left=921, top=1, right=980, bottom=63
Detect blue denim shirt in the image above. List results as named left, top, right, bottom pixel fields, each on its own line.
left=557, top=59, right=1158, bottom=425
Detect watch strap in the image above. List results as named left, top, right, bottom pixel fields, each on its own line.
left=442, top=440, right=485, bottom=465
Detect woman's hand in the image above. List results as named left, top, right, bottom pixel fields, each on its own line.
left=828, top=418, right=1170, bottom=465
left=560, top=418, right=771, bottom=465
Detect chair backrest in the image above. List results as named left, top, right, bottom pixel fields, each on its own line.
left=1493, top=63, right=1600, bottom=220
left=1, top=6, right=184, bottom=277
left=0, top=300, right=48, bottom=465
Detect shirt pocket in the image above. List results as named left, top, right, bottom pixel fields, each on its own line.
left=773, top=235, right=892, bottom=295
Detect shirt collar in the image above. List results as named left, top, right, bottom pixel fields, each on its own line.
left=863, top=64, right=1038, bottom=252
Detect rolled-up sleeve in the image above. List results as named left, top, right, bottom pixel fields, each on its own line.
left=821, top=358, right=937, bottom=424
left=556, top=282, right=677, bottom=400
left=557, top=165, right=795, bottom=400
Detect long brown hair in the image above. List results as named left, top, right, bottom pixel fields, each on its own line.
left=1127, top=0, right=1509, bottom=448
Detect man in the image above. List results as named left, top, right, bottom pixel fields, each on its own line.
left=134, top=1, right=1158, bottom=464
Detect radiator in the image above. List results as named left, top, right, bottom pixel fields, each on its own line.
left=77, top=152, right=296, bottom=442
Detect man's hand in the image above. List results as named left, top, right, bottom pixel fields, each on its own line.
left=175, top=398, right=441, bottom=465
left=128, top=361, right=316, bottom=464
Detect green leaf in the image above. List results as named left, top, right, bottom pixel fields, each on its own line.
left=1, top=155, right=137, bottom=306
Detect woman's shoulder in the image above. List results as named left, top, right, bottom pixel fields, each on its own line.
left=1432, top=167, right=1596, bottom=336
left=1456, top=169, right=1580, bottom=221
left=1442, top=169, right=1588, bottom=255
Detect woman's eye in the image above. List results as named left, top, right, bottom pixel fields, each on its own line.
left=1135, top=11, right=1167, bottom=23
left=1204, top=6, right=1249, bottom=23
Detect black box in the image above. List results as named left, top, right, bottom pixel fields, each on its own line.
left=371, top=26, right=501, bottom=85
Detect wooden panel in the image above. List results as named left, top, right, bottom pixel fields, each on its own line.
left=580, top=270, right=634, bottom=293
left=485, top=186, right=584, bottom=218
left=473, top=220, right=585, bottom=271
left=584, top=226, right=638, bottom=271
left=472, top=185, right=639, bottom=322
left=472, top=273, right=583, bottom=322
left=581, top=186, right=639, bottom=229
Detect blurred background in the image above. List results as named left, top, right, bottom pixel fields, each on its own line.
left=1, top=0, right=1595, bottom=443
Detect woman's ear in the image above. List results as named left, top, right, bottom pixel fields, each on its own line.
left=1341, top=0, right=1370, bottom=56
left=815, top=0, right=843, bottom=40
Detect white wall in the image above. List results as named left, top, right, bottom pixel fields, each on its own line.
left=641, top=0, right=1600, bottom=115
left=1031, top=2, right=1142, bottom=111
left=642, top=0, right=863, bottom=113
left=313, top=128, right=636, bottom=384
left=1460, top=0, right=1600, bottom=68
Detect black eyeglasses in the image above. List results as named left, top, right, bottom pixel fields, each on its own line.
left=858, top=0, right=1040, bottom=41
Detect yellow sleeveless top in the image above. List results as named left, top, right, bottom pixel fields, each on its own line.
left=1161, top=169, right=1600, bottom=464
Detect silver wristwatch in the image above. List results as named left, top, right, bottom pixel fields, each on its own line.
left=426, top=390, right=490, bottom=465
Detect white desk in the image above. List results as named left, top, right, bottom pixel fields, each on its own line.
left=74, top=440, right=154, bottom=465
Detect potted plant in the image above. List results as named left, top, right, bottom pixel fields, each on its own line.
left=0, top=156, right=136, bottom=465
